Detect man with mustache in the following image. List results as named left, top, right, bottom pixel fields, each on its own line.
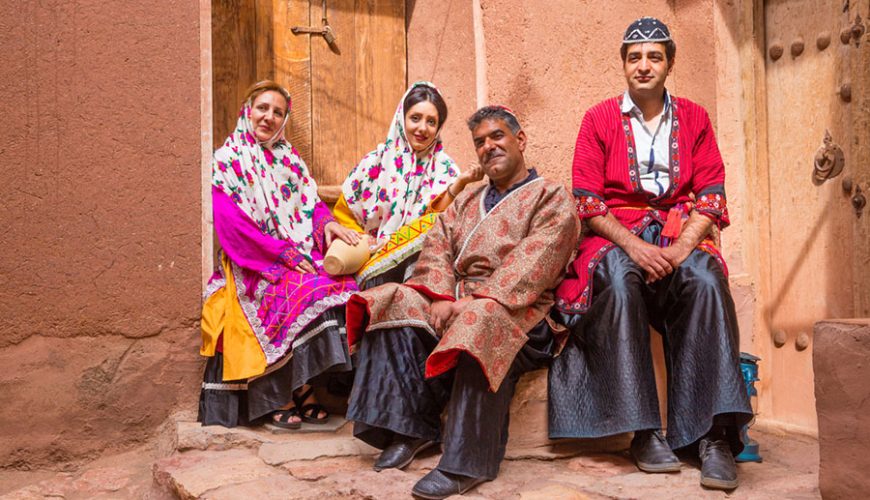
left=345, top=106, right=578, bottom=499
left=549, top=17, right=752, bottom=491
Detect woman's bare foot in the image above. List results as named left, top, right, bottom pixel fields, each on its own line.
left=294, top=384, right=329, bottom=423
left=270, top=402, right=302, bottom=429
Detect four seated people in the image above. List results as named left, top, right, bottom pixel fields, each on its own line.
left=199, top=16, right=753, bottom=497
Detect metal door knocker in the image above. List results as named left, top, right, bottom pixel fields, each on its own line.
left=812, top=130, right=845, bottom=186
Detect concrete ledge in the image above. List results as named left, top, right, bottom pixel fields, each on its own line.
left=813, top=318, right=870, bottom=499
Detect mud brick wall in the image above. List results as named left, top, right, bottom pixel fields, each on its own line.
left=0, top=0, right=204, bottom=467
left=814, top=319, right=870, bottom=499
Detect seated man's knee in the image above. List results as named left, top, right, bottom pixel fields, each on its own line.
left=597, top=248, right=644, bottom=302
left=678, top=251, right=729, bottom=296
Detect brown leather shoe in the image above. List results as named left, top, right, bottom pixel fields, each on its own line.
left=372, top=437, right=435, bottom=472
left=630, top=429, right=681, bottom=473
left=699, top=437, right=738, bottom=490
left=411, top=469, right=486, bottom=500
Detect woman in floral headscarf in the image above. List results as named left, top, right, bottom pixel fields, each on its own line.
left=199, top=81, right=360, bottom=429
left=333, top=81, right=482, bottom=289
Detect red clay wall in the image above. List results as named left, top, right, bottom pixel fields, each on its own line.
left=0, top=1, right=204, bottom=467
left=410, top=0, right=716, bottom=179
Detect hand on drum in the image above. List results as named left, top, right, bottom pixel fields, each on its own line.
left=325, top=221, right=362, bottom=247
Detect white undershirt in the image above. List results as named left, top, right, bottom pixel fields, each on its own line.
left=621, top=90, right=672, bottom=196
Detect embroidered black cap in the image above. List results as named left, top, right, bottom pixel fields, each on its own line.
left=623, top=17, right=672, bottom=44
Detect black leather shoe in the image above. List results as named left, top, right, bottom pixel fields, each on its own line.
left=630, top=429, right=681, bottom=473
left=699, top=437, right=738, bottom=490
left=411, top=469, right=486, bottom=500
left=372, top=437, right=435, bottom=472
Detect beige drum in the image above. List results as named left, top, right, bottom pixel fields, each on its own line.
left=323, top=234, right=370, bottom=276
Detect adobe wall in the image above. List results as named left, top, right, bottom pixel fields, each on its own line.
left=0, top=1, right=205, bottom=468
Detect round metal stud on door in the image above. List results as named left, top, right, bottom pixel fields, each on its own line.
left=851, top=13, right=865, bottom=46
left=817, top=31, right=832, bottom=50
left=841, top=27, right=853, bottom=44
left=842, top=176, right=853, bottom=193
left=852, top=186, right=866, bottom=216
left=838, top=82, right=853, bottom=102
left=791, top=37, right=805, bottom=57
left=769, top=42, right=784, bottom=61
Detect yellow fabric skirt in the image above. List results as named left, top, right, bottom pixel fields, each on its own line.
left=200, top=254, right=267, bottom=381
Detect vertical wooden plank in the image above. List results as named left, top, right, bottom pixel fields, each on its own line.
left=274, top=0, right=314, bottom=165
left=212, top=0, right=257, bottom=147
left=255, top=0, right=274, bottom=80
left=311, top=0, right=359, bottom=186
left=739, top=0, right=775, bottom=428
left=211, top=0, right=238, bottom=148
left=201, top=0, right=215, bottom=286
left=236, top=0, right=258, bottom=104
left=355, top=0, right=407, bottom=166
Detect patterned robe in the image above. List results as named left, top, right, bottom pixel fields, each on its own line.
left=346, top=177, right=579, bottom=391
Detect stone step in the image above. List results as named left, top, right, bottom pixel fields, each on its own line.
left=152, top=429, right=821, bottom=500
left=164, top=391, right=628, bottom=463
left=153, top=370, right=632, bottom=498
left=165, top=418, right=379, bottom=462
left=160, top=370, right=630, bottom=464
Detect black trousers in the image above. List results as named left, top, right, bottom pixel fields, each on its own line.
left=198, top=306, right=351, bottom=427
left=548, top=223, right=752, bottom=453
left=347, top=323, right=552, bottom=480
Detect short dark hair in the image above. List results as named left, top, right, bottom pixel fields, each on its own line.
left=620, top=40, right=677, bottom=66
left=403, top=85, right=448, bottom=129
left=466, top=106, right=522, bottom=134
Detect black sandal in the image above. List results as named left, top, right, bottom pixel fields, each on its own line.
left=294, top=386, right=330, bottom=424
left=270, top=407, right=302, bottom=429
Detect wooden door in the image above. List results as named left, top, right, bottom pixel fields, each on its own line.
left=212, top=0, right=407, bottom=201
left=762, top=0, right=870, bottom=432
left=208, top=0, right=405, bottom=282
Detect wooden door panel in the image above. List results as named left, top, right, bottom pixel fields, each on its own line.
left=310, top=0, right=407, bottom=188
left=763, top=0, right=861, bottom=431
left=274, top=0, right=314, bottom=164
left=213, top=0, right=406, bottom=194
left=355, top=0, right=407, bottom=158
left=212, top=0, right=258, bottom=148
left=311, top=0, right=361, bottom=187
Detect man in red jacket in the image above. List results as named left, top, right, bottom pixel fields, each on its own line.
left=550, top=17, right=752, bottom=491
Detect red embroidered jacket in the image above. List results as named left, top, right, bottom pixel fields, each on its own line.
left=555, top=95, right=729, bottom=313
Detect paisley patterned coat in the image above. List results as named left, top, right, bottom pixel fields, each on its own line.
left=346, top=176, right=579, bottom=391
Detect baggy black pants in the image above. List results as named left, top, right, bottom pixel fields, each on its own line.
left=548, top=223, right=752, bottom=453
left=348, top=323, right=552, bottom=479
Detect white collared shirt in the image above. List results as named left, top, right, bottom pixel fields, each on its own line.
left=621, top=90, right=672, bottom=196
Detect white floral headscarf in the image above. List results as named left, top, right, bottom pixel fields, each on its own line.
left=341, top=81, right=459, bottom=250
left=212, top=93, right=321, bottom=259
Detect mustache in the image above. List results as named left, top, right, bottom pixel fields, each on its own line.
left=483, top=147, right=505, bottom=164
